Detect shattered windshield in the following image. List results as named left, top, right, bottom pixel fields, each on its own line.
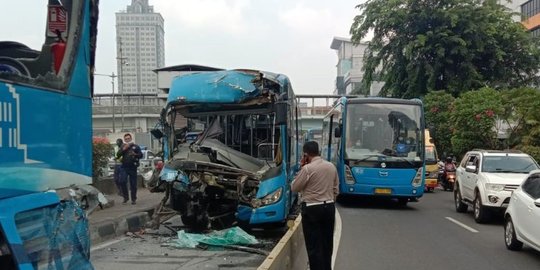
left=345, top=102, right=423, bottom=164
left=173, top=112, right=281, bottom=167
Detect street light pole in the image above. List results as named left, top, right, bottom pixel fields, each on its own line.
left=95, top=72, right=117, bottom=133
left=117, top=36, right=128, bottom=132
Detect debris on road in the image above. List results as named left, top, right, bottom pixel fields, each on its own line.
left=165, top=226, right=259, bottom=249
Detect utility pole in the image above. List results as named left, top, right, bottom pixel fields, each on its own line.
left=95, top=72, right=117, bottom=133
left=117, top=37, right=128, bottom=132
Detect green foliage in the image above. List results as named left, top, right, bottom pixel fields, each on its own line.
left=424, top=91, right=455, bottom=157
left=92, top=137, right=113, bottom=180
left=350, top=0, right=540, bottom=98
left=501, top=88, right=540, bottom=161
left=451, top=88, right=502, bottom=157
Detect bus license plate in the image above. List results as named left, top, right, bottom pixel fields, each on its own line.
left=375, top=188, right=392, bottom=195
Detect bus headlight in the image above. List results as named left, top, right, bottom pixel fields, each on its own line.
left=412, top=167, right=423, bottom=187
left=260, top=187, right=283, bottom=206
left=345, top=165, right=356, bottom=184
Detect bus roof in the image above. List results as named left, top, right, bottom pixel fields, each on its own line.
left=344, top=97, right=423, bottom=106
left=167, top=69, right=290, bottom=106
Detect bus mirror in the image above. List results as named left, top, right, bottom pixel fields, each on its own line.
left=275, top=101, right=288, bottom=125
left=151, top=128, right=164, bottom=139
left=334, top=126, right=342, bottom=138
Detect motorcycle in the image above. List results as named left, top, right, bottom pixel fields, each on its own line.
left=441, top=166, right=456, bottom=191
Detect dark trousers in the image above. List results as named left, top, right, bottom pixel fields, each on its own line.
left=301, top=202, right=335, bottom=270
left=120, top=167, right=138, bottom=202
left=113, top=164, right=123, bottom=195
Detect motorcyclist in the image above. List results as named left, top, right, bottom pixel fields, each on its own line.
left=442, top=156, right=456, bottom=185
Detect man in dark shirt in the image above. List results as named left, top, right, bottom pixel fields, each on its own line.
left=118, top=133, right=142, bottom=205
left=292, top=141, right=339, bottom=270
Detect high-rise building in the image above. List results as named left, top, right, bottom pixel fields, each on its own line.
left=116, top=0, right=165, bottom=95
left=330, top=37, right=384, bottom=96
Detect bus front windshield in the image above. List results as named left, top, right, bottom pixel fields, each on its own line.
left=345, top=103, right=423, bottom=164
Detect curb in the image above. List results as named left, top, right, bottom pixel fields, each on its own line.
left=258, top=215, right=308, bottom=270
left=89, top=206, right=157, bottom=246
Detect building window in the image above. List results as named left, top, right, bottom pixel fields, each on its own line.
left=522, top=0, right=540, bottom=20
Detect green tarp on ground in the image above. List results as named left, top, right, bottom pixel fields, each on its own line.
left=170, top=226, right=259, bottom=248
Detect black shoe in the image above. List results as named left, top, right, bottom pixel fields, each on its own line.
left=122, top=199, right=128, bottom=205
left=131, top=201, right=136, bottom=205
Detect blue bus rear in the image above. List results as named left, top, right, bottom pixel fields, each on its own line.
left=322, top=97, right=425, bottom=205
left=0, top=1, right=97, bottom=268
left=152, top=69, right=300, bottom=229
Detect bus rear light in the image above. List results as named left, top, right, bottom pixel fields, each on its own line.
left=345, top=165, right=355, bottom=184
left=412, top=167, right=423, bottom=188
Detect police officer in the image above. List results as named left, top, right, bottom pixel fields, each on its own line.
left=118, top=133, right=142, bottom=205
left=291, top=141, right=339, bottom=270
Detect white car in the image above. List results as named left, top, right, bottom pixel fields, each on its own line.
left=504, top=170, right=540, bottom=252
left=454, top=150, right=540, bottom=223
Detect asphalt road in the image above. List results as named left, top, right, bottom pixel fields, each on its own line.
left=90, top=216, right=284, bottom=270
left=334, top=189, right=540, bottom=270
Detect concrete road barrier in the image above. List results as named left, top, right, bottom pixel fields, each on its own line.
left=258, top=215, right=308, bottom=270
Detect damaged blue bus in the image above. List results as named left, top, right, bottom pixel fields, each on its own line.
left=0, top=0, right=98, bottom=269
left=323, top=97, right=425, bottom=205
left=152, top=69, right=300, bottom=230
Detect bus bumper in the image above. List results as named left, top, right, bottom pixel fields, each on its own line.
left=237, top=200, right=287, bottom=225
left=341, top=183, right=424, bottom=198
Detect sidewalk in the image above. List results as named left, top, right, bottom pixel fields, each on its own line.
left=88, top=188, right=164, bottom=245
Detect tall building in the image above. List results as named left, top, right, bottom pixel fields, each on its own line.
left=116, top=0, right=165, bottom=95
left=330, top=37, right=383, bottom=96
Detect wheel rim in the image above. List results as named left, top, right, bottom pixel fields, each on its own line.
left=474, top=197, right=480, bottom=218
left=505, top=221, right=514, bottom=246
left=455, top=190, right=461, bottom=209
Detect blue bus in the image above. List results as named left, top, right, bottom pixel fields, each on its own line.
left=322, top=97, right=425, bottom=205
left=0, top=1, right=97, bottom=268
left=303, top=128, right=322, bottom=145
left=152, top=69, right=300, bottom=229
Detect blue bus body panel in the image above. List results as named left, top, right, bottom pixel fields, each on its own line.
left=0, top=192, right=60, bottom=269
left=0, top=1, right=93, bottom=199
left=342, top=167, right=423, bottom=196
left=168, top=70, right=287, bottom=105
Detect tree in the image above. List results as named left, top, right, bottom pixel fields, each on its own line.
left=350, top=0, right=540, bottom=98
left=501, top=88, right=540, bottom=161
left=451, top=88, right=502, bottom=157
left=92, top=137, right=113, bottom=180
left=424, top=91, right=455, bottom=157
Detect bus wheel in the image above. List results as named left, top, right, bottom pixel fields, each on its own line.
left=397, top=198, right=408, bottom=206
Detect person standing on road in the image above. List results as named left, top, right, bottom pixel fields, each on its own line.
left=118, top=133, right=143, bottom=205
left=114, top=138, right=125, bottom=197
left=291, top=141, right=339, bottom=270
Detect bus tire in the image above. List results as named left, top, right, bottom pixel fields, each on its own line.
left=397, top=198, right=408, bottom=206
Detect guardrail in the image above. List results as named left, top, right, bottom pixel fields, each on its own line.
left=257, top=215, right=308, bottom=270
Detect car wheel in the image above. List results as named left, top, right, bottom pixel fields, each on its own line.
left=454, top=184, right=468, bottom=213
left=473, top=191, right=490, bottom=223
left=504, top=217, right=523, bottom=251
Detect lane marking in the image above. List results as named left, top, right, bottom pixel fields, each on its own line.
left=91, top=237, right=126, bottom=252
left=445, top=217, right=479, bottom=233
left=332, top=208, right=342, bottom=268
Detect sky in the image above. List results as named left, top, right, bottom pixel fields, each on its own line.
left=1, top=0, right=364, bottom=95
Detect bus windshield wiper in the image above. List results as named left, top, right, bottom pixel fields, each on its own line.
left=351, top=154, right=386, bottom=162
left=391, top=157, right=415, bottom=166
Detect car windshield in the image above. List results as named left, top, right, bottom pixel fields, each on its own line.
left=425, top=146, right=436, bottom=162
left=482, top=156, right=539, bottom=173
